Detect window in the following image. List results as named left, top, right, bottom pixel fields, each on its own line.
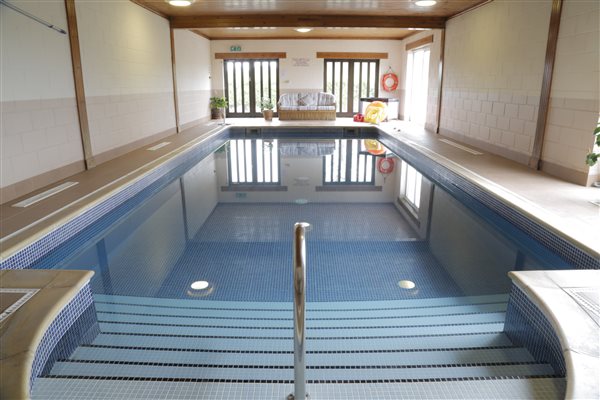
left=324, top=140, right=376, bottom=184
left=399, top=160, right=423, bottom=211
left=224, top=60, right=279, bottom=117
left=324, top=59, right=379, bottom=116
left=404, top=46, right=430, bottom=125
left=228, top=139, right=280, bottom=184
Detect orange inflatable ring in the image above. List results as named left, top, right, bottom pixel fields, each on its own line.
left=381, top=72, right=399, bottom=92
left=377, top=157, right=395, bottom=174
left=364, top=139, right=386, bottom=156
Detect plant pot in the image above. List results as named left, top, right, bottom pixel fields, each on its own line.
left=211, top=108, right=224, bottom=120
left=262, top=110, right=273, bottom=121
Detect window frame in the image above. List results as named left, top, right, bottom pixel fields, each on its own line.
left=223, top=59, right=280, bottom=118
left=323, top=59, right=380, bottom=117
left=399, top=159, right=423, bottom=214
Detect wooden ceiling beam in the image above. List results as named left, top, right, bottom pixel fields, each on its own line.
left=170, top=15, right=446, bottom=29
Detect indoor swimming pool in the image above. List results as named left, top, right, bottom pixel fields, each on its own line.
left=7, top=131, right=583, bottom=399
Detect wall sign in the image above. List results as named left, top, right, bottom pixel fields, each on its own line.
left=230, top=45, right=242, bottom=52
left=292, top=58, right=310, bottom=67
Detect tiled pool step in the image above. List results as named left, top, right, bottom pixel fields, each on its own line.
left=32, top=293, right=566, bottom=399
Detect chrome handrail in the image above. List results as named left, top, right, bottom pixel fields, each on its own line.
left=288, top=222, right=310, bottom=400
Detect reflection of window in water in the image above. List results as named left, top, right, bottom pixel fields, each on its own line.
left=323, top=139, right=376, bottom=184
left=227, top=139, right=280, bottom=184
left=400, top=160, right=422, bottom=211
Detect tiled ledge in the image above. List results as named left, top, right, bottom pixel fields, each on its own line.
left=508, top=270, right=600, bottom=400
left=0, top=269, right=94, bottom=399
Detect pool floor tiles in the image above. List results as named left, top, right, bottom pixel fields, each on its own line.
left=31, top=293, right=566, bottom=399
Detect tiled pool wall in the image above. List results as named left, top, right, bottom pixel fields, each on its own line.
left=30, top=284, right=98, bottom=391
left=504, top=284, right=566, bottom=377
left=377, top=131, right=599, bottom=270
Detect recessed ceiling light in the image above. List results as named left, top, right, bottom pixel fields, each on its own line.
left=295, top=28, right=313, bottom=33
left=167, top=0, right=195, bottom=6
left=415, top=0, right=436, bottom=6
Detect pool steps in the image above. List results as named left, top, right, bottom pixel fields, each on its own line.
left=32, top=293, right=566, bottom=399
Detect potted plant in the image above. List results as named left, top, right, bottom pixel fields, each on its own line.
left=210, top=96, right=228, bottom=123
left=586, top=121, right=600, bottom=187
left=259, top=98, right=275, bottom=121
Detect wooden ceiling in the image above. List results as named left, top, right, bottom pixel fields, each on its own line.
left=134, top=0, right=487, bottom=39
left=191, top=27, right=422, bottom=40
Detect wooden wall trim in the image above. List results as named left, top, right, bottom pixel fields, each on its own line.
left=529, top=0, right=563, bottom=170
left=405, top=35, right=434, bottom=51
left=64, top=0, right=95, bottom=169
left=129, top=0, right=169, bottom=19
left=215, top=52, right=286, bottom=59
left=171, top=15, right=446, bottom=29
left=170, top=28, right=181, bottom=133
left=435, top=30, right=445, bottom=134
left=316, top=52, right=388, bottom=59
left=447, top=0, right=493, bottom=20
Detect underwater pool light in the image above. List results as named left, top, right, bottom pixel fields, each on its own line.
left=188, top=280, right=214, bottom=297
left=191, top=281, right=210, bottom=290
left=398, top=280, right=416, bottom=289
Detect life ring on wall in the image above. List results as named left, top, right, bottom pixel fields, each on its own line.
left=377, top=157, right=395, bottom=174
left=381, top=72, right=399, bottom=92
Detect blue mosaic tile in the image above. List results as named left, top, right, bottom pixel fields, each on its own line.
left=504, top=284, right=566, bottom=377
left=30, top=284, right=97, bottom=390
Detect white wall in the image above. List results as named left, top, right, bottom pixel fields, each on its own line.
left=210, top=39, right=404, bottom=116
left=75, top=0, right=176, bottom=157
left=543, top=0, right=600, bottom=184
left=1, top=0, right=84, bottom=200
left=440, top=1, right=552, bottom=163
left=174, top=30, right=212, bottom=127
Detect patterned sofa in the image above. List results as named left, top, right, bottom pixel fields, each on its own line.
left=277, top=92, right=336, bottom=120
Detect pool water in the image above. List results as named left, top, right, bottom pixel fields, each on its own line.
left=44, top=138, right=571, bottom=302
left=29, top=137, right=570, bottom=399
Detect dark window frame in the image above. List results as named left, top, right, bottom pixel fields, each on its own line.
left=323, top=59, right=380, bottom=117
left=223, top=59, right=280, bottom=118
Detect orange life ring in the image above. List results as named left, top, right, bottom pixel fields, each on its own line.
left=377, top=157, right=395, bottom=174
left=381, top=72, right=399, bottom=92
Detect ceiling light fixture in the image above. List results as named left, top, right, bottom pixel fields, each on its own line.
left=295, top=28, right=313, bottom=33
left=415, top=0, right=436, bottom=6
left=167, top=0, right=195, bottom=6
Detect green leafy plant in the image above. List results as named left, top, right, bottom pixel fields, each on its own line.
left=210, top=96, right=228, bottom=109
left=258, top=98, right=274, bottom=111
left=585, top=122, right=600, bottom=167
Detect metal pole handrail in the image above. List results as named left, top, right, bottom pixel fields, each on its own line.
left=288, top=222, right=310, bottom=400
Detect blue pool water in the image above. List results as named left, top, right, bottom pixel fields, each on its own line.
left=37, top=138, right=572, bottom=302
left=28, top=136, right=571, bottom=399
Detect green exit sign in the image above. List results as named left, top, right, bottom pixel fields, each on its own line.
left=230, top=45, right=241, bottom=52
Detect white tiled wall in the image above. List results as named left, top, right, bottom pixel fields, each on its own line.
left=440, top=1, right=552, bottom=160
left=542, top=0, right=600, bottom=179
left=1, top=1, right=84, bottom=192
left=174, top=30, right=212, bottom=126
left=75, top=0, right=176, bottom=156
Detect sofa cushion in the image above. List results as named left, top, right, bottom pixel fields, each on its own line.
left=279, top=93, right=299, bottom=107
left=298, top=93, right=319, bottom=106
left=318, top=92, right=336, bottom=106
